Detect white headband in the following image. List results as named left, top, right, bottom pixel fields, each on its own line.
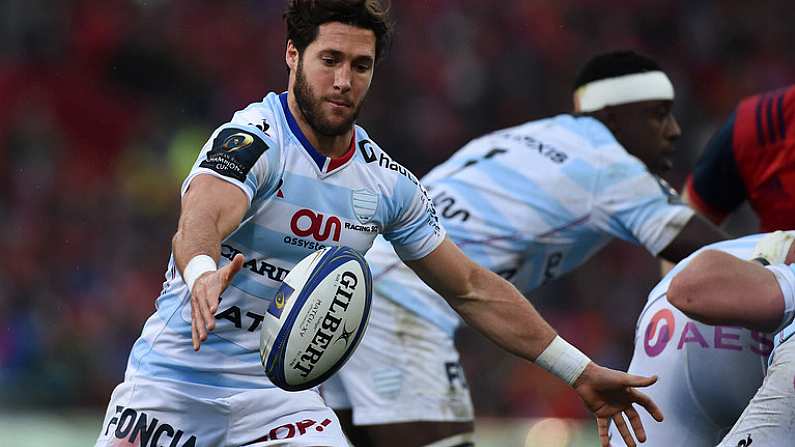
left=574, top=71, right=674, bottom=112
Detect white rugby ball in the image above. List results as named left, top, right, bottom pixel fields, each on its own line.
left=260, top=246, right=372, bottom=391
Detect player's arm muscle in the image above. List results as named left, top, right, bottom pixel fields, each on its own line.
left=657, top=214, right=728, bottom=263
left=667, top=249, right=784, bottom=331
left=405, top=238, right=556, bottom=360
left=173, top=174, right=249, bottom=272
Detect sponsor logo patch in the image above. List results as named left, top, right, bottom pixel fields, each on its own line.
left=200, top=127, right=268, bottom=182
left=104, top=406, right=197, bottom=447
left=290, top=209, right=342, bottom=242
left=243, top=418, right=334, bottom=445
left=643, top=308, right=773, bottom=357
left=267, top=282, right=295, bottom=319
left=644, top=309, right=675, bottom=357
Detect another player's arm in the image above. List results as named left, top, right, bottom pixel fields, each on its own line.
left=669, top=231, right=795, bottom=332
left=173, top=174, right=247, bottom=350
left=682, top=108, right=746, bottom=226
left=681, top=187, right=724, bottom=225
left=659, top=193, right=726, bottom=275
left=668, top=250, right=785, bottom=331
left=406, top=238, right=663, bottom=447
left=656, top=213, right=728, bottom=263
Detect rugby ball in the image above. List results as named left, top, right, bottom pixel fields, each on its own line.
left=260, top=246, right=372, bottom=391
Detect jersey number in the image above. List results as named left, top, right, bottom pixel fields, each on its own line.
left=452, top=148, right=508, bottom=175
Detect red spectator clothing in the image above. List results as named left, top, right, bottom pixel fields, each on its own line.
left=686, top=85, right=795, bottom=231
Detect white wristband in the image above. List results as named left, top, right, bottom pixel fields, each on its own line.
left=535, top=336, right=592, bottom=385
left=766, top=264, right=795, bottom=334
left=183, top=255, right=217, bottom=293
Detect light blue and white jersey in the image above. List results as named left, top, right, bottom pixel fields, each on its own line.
left=642, top=233, right=793, bottom=350
left=366, top=114, right=694, bottom=334
left=126, top=92, right=445, bottom=390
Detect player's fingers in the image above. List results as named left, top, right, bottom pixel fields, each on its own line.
left=613, top=413, right=636, bottom=447
left=191, top=280, right=216, bottom=332
left=222, top=254, right=245, bottom=285
left=191, top=305, right=200, bottom=351
left=597, top=417, right=611, bottom=447
left=624, top=406, right=646, bottom=443
left=192, top=290, right=209, bottom=342
left=631, top=389, right=664, bottom=422
left=622, top=373, right=657, bottom=388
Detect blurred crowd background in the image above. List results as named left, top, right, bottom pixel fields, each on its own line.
left=1, top=0, right=793, bottom=427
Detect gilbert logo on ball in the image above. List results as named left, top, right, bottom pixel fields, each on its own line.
left=260, top=246, right=372, bottom=391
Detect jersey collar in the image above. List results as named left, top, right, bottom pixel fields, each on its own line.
left=279, top=92, right=357, bottom=177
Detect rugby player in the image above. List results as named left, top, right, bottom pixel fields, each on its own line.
left=608, top=235, right=778, bottom=446
left=667, top=231, right=795, bottom=445
left=95, top=2, right=662, bottom=447
left=322, top=50, right=727, bottom=447
left=613, top=85, right=795, bottom=445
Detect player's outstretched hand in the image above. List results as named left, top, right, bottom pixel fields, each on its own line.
left=190, top=254, right=245, bottom=351
left=573, top=363, right=663, bottom=447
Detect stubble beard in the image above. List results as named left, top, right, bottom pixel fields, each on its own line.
left=293, top=57, right=363, bottom=137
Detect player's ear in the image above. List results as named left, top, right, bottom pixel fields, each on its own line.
left=285, top=40, right=299, bottom=71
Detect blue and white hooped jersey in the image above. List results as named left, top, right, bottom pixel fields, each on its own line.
left=642, top=234, right=794, bottom=351
left=366, top=114, right=695, bottom=334
left=126, top=92, right=444, bottom=390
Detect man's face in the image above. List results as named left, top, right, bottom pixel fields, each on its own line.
left=609, top=100, right=682, bottom=175
left=288, top=22, right=376, bottom=137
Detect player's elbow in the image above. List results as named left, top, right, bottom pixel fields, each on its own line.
left=667, top=271, right=698, bottom=316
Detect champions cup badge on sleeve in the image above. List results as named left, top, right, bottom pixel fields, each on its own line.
left=223, top=133, right=255, bottom=152
left=352, top=189, right=379, bottom=224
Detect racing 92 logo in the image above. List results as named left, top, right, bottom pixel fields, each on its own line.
left=290, top=209, right=342, bottom=242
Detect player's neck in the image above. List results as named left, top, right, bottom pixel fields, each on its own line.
left=287, top=94, right=353, bottom=159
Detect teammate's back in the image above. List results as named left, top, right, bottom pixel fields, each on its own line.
left=366, top=112, right=694, bottom=333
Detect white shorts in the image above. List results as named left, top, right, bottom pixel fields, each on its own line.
left=609, top=297, right=770, bottom=446
left=95, top=377, right=348, bottom=447
left=321, top=295, right=473, bottom=426
left=718, top=338, right=795, bottom=446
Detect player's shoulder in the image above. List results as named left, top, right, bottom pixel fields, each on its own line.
left=353, top=126, right=422, bottom=187
left=490, top=114, right=622, bottom=158
left=705, top=233, right=764, bottom=257
left=735, top=84, right=795, bottom=149
left=227, top=92, right=283, bottom=140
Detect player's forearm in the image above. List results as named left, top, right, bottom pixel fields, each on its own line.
left=173, top=206, right=225, bottom=274
left=668, top=250, right=782, bottom=330
left=657, top=214, right=727, bottom=263
left=450, top=266, right=557, bottom=361
left=173, top=175, right=250, bottom=276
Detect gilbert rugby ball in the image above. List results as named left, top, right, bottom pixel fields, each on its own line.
left=260, top=246, right=372, bottom=391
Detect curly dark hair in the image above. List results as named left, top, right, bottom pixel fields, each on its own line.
left=284, top=0, right=393, bottom=63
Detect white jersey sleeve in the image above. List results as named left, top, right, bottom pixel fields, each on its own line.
left=591, top=157, right=694, bottom=255
left=364, top=142, right=445, bottom=261
left=181, top=118, right=283, bottom=204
